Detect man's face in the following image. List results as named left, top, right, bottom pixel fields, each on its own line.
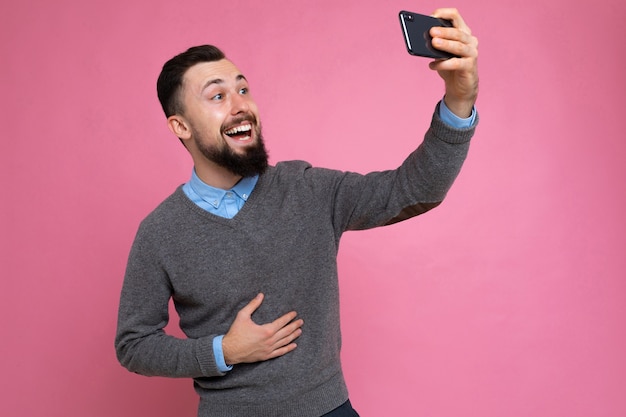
left=178, top=59, right=267, bottom=177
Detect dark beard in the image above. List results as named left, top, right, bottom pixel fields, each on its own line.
left=197, top=130, right=269, bottom=178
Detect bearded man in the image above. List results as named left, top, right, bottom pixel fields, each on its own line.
left=115, top=8, right=479, bottom=417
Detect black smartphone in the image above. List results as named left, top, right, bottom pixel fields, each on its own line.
left=399, top=10, right=457, bottom=59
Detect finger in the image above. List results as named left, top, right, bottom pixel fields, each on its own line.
left=266, top=342, right=298, bottom=360
left=429, top=55, right=477, bottom=74
left=271, top=318, right=304, bottom=341
left=273, top=326, right=303, bottom=349
left=269, top=311, right=300, bottom=331
left=432, top=8, right=470, bottom=33
left=430, top=26, right=471, bottom=45
left=429, top=25, right=478, bottom=59
left=431, top=37, right=477, bottom=60
left=238, top=293, right=264, bottom=317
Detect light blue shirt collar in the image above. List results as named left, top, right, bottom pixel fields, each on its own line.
left=187, top=169, right=258, bottom=210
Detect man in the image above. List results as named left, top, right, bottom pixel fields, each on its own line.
left=115, top=8, right=479, bottom=417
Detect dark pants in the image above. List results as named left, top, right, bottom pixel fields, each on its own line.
left=322, top=400, right=360, bottom=417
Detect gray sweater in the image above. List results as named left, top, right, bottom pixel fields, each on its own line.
left=115, top=109, right=476, bottom=417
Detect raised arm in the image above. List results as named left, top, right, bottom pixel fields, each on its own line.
left=429, top=8, right=479, bottom=118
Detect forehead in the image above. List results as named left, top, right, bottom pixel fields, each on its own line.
left=182, top=59, right=246, bottom=93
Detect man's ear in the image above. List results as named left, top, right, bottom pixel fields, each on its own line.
left=167, top=115, right=192, bottom=141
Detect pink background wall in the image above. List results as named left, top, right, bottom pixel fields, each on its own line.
left=2, top=0, right=625, bottom=416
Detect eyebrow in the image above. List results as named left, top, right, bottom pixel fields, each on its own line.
left=201, top=74, right=248, bottom=92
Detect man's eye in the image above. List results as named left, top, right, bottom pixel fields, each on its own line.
left=211, top=93, right=223, bottom=100
left=239, top=88, right=248, bottom=95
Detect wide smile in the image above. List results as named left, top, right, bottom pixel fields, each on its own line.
left=223, top=123, right=254, bottom=142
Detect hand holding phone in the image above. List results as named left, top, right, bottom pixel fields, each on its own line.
left=399, top=10, right=458, bottom=59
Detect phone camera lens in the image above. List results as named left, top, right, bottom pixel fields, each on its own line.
left=407, top=14, right=414, bottom=21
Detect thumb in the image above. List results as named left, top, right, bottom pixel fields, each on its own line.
left=239, top=293, right=264, bottom=318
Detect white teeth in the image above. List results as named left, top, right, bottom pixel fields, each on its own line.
left=225, top=124, right=252, bottom=135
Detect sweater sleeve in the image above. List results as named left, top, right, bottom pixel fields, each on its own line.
left=329, top=104, right=477, bottom=232
left=114, top=221, right=224, bottom=378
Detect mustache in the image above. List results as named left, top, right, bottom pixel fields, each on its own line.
left=222, top=113, right=258, bottom=131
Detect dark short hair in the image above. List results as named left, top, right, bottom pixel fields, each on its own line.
left=156, top=45, right=226, bottom=117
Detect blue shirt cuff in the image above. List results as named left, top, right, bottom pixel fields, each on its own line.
left=439, top=98, right=476, bottom=128
left=213, top=335, right=233, bottom=373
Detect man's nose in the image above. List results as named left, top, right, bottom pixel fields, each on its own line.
left=230, top=93, right=250, bottom=114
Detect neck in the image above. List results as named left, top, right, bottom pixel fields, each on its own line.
left=193, top=162, right=242, bottom=190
